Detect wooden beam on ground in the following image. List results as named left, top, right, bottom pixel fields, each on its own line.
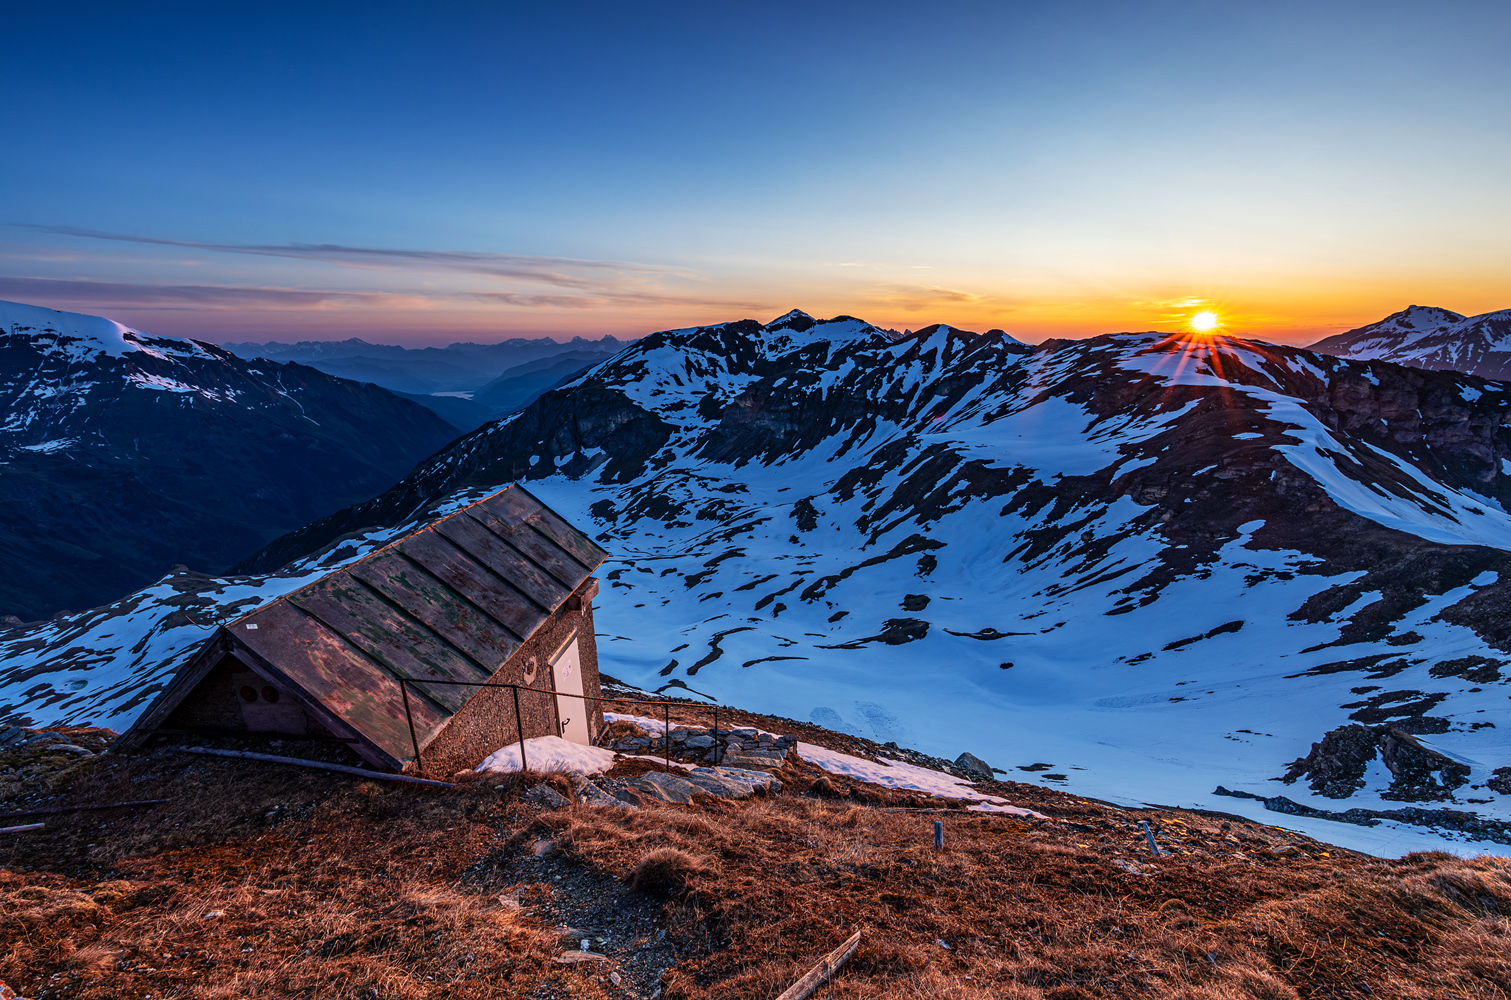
left=0, top=799, right=169, bottom=822
left=774, top=929, right=862, bottom=1000
left=176, top=747, right=454, bottom=788
left=0, top=824, right=45, bottom=834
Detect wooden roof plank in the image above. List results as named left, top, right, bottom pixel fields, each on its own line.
left=430, top=513, right=569, bottom=611
left=465, top=510, right=585, bottom=589
left=236, top=601, right=445, bottom=760
left=396, top=531, right=549, bottom=641
left=350, top=550, right=519, bottom=671
left=288, top=579, right=485, bottom=712
left=479, top=487, right=607, bottom=573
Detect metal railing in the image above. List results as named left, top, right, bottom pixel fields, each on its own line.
left=394, top=676, right=729, bottom=777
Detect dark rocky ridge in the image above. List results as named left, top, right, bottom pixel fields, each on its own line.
left=0, top=302, right=461, bottom=621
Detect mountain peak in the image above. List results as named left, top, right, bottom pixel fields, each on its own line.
left=766, top=309, right=816, bottom=332
left=1309, top=303, right=1511, bottom=377
left=1380, top=305, right=1467, bottom=329
left=0, top=298, right=213, bottom=361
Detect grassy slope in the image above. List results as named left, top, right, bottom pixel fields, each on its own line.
left=1, top=711, right=1508, bottom=1000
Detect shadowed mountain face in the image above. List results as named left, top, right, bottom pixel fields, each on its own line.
left=0, top=301, right=461, bottom=621
left=1311, top=305, right=1511, bottom=381
left=10, top=310, right=1511, bottom=849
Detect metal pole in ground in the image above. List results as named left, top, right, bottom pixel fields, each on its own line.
left=934, top=820, right=943, bottom=850
left=664, top=703, right=671, bottom=773
left=1139, top=820, right=1162, bottom=857
left=512, top=685, right=529, bottom=773
left=400, top=679, right=422, bottom=774
left=713, top=704, right=719, bottom=765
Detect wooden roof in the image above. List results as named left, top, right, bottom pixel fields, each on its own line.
left=121, top=485, right=607, bottom=767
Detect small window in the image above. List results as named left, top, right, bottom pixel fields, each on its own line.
left=261, top=686, right=280, bottom=704
left=239, top=685, right=259, bottom=703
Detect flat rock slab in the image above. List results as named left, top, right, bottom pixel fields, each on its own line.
left=715, top=754, right=785, bottom=774
left=629, top=770, right=703, bottom=804
left=688, top=766, right=783, bottom=795
left=577, top=781, right=635, bottom=809
left=578, top=764, right=782, bottom=809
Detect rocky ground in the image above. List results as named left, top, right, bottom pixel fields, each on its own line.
left=1, top=710, right=1509, bottom=1000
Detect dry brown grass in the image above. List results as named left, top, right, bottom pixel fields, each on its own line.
left=0, top=749, right=577, bottom=999
left=629, top=848, right=709, bottom=897
left=2, top=724, right=1509, bottom=1000
left=525, top=794, right=1511, bottom=1000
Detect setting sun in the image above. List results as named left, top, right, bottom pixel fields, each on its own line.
left=1189, top=310, right=1220, bottom=332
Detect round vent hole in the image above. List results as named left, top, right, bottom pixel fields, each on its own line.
left=261, top=686, right=280, bottom=703
left=239, top=685, right=258, bottom=702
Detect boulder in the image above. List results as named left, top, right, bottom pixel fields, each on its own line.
left=955, top=752, right=994, bottom=781
left=579, top=782, right=635, bottom=809
left=524, top=783, right=571, bottom=810
left=630, top=771, right=703, bottom=804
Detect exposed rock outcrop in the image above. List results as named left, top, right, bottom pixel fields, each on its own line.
left=1281, top=724, right=1471, bottom=802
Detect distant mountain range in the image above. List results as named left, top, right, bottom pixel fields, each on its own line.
left=1311, top=305, right=1511, bottom=380
left=0, top=300, right=461, bottom=621
left=11, top=309, right=1511, bottom=852
left=222, top=335, right=625, bottom=429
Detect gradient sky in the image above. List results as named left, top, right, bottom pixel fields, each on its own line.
left=4, top=1, right=1510, bottom=346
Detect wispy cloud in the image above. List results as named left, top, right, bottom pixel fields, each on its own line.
left=0, top=276, right=400, bottom=310
left=0, top=276, right=769, bottom=314
left=866, top=284, right=1017, bottom=314
left=11, top=225, right=682, bottom=290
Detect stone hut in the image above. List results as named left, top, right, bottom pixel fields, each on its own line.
left=114, top=485, right=608, bottom=776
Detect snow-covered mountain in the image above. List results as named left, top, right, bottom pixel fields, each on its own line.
left=1311, top=305, right=1511, bottom=381
left=8, top=309, right=1511, bottom=854
left=0, top=300, right=460, bottom=621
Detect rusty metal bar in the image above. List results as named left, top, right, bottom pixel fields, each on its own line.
left=0, top=799, right=169, bottom=822
left=512, top=684, right=528, bottom=772
left=551, top=680, right=563, bottom=736
left=390, top=676, right=725, bottom=775
left=389, top=676, right=717, bottom=714
left=400, top=678, right=422, bottom=774
left=178, top=747, right=453, bottom=788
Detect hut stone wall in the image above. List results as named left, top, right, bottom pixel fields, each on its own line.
left=415, top=579, right=604, bottom=777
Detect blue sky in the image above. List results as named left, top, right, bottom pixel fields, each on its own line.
left=4, top=1, right=1510, bottom=344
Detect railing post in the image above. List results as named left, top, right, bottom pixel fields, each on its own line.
left=400, top=678, right=422, bottom=774
left=512, top=684, right=528, bottom=773
left=713, top=704, right=720, bottom=766
left=664, top=703, right=671, bottom=773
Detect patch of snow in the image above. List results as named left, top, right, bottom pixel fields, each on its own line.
left=475, top=736, right=617, bottom=775
left=16, top=438, right=77, bottom=454
left=798, top=743, right=1045, bottom=817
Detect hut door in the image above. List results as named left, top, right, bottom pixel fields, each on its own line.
left=552, top=639, right=590, bottom=745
